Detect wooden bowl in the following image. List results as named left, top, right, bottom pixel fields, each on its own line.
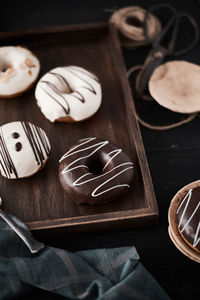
left=168, top=180, right=200, bottom=263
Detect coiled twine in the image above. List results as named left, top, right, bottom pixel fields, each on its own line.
left=109, top=6, right=162, bottom=48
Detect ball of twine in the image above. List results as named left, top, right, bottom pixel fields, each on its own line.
left=109, top=6, right=162, bottom=48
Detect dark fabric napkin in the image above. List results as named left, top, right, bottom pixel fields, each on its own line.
left=0, top=216, right=170, bottom=300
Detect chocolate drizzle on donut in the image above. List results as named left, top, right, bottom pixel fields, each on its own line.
left=66, top=66, right=97, bottom=95
left=68, top=66, right=100, bottom=83
left=59, top=137, right=134, bottom=203
left=41, top=81, right=70, bottom=114
left=176, top=188, right=200, bottom=251
left=40, top=66, right=98, bottom=115
left=0, top=122, right=50, bottom=178
left=0, top=132, right=18, bottom=178
left=21, top=122, right=50, bottom=165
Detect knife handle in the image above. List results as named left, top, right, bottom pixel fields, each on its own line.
left=0, top=209, right=44, bottom=254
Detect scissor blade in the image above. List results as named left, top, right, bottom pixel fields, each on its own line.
left=136, top=47, right=166, bottom=97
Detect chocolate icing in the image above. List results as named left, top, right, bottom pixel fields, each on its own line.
left=15, top=142, right=22, bottom=152
left=58, top=137, right=134, bottom=205
left=12, top=132, right=20, bottom=139
left=176, top=187, right=200, bottom=252
left=21, top=122, right=50, bottom=165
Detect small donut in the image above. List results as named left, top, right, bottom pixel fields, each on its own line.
left=176, top=187, right=200, bottom=253
left=58, top=137, right=134, bottom=205
left=0, top=46, right=40, bottom=98
left=0, top=121, right=51, bottom=179
left=35, top=66, right=102, bottom=122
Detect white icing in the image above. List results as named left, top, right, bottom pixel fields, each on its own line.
left=0, top=121, right=51, bottom=179
left=35, top=66, right=102, bottom=122
left=193, top=221, right=200, bottom=247
left=0, top=46, right=40, bottom=96
left=60, top=137, right=133, bottom=198
left=103, top=149, right=122, bottom=171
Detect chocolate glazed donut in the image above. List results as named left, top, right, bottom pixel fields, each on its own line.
left=176, top=187, right=200, bottom=253
left=58, top=137, right=134, bottom=205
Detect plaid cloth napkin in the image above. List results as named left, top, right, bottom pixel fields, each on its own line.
left=0, top=216, right=170, bottom=300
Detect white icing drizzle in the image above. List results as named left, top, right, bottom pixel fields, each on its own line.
left=176, top=188, right=200, bottom=247
left=74, top=163, right=133, bottom=197
left=177, top=189, right=193, bottom=228
left=103, top=149, right=122, bottom=171
left=180, top=199, right=200, bottom=234
left=194, top=221, right=200, bottom=247
left=60, top=137, right=133, bottom=197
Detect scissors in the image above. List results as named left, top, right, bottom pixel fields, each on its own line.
left=135, top=4, right=199, bottom=98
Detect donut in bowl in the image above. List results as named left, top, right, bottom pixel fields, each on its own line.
left=0, top=46, right=40, bottom=98
left=168, top=180, right=200, bottom=263
left=58, top=137, right=134, bottom=205
left=35, top=66, right=102, bottom=122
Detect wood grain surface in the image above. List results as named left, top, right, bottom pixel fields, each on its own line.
left=0, top=23, right=158, bottom=231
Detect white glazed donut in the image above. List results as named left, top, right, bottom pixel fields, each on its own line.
left=35, top=65, right=102, bottom=122
left=0, top=46, right=40, bottom=98
left=0, top=121, right=51, bottom=179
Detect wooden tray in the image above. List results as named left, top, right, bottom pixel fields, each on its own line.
left=0, top=22, right=158, bottom=233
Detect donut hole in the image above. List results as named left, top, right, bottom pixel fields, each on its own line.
left=57, top=85, right=72, bottom=94
left=0, top=62, right=12, bottom=73
left=87, top=157, right=104, bottom=175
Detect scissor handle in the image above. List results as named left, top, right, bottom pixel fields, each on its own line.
left=143, top=3, right=176, bottom=44
left=136, top=4, right=199, bottom=97
left=149, top=3, right=177, bottom=14
left=171, top=12, right=199, bottom=56
left=145, top=4, right=199, bottom=56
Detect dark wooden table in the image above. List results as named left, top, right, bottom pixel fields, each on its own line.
left=1, top=0, right=199, bottom=299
